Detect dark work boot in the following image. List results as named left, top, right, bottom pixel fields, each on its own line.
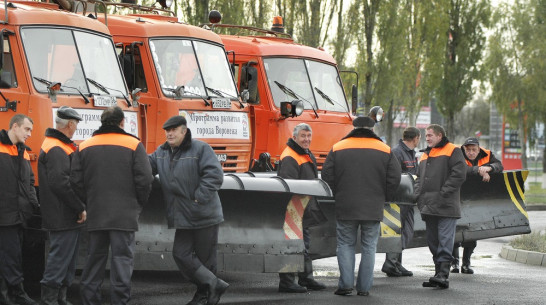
left=381, top=253, right=402, bottom=277
left=298, top=258, right=326, bottom=290
left=428, top=262, right=450, bottom=289
left=0, top=278, right=17, bottom=305
left=451, top=247, right=460, bottom=273
left=461, top=247, right=475, bottom=274
left=185, top=285, right=208, bottom=305
left=278, top=273, right=306, bottom=293
left=395, top=253, right=413, bottom=277
left=192, top=266, right=229, bottom=305
left=39, top=284, right=59, bottom=305
left=57, top=286, right=72, bottom=305
left=8, top=283, right=38, bottom=305
left=422, top=263, right=440, bottom=287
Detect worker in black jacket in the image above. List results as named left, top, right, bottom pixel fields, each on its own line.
left=0, top=114, right=39, bottom=305
left=382, top=126, right=420, bottom=277
left=71, top=106, right=153, bottom=305
left=38, top=106, right=86, bottom=305
left=277, top=123, right=327, bottom=293
left=416, top=124, right=466, bottom=289
left=451, top=137, right=503, bottom=274
left=322, top=116, right=401, bottom=297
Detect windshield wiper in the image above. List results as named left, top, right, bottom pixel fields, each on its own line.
left=87, top=78, right=131, bottom=107
left=34, top=77, right=90, bottom=104
left=314, top=87, right=351, bottom=119
left=163, top=86, right=210, bottom=106
left=206, top=86, right=244, bottom=109
left=274, top=81, right=319, bottom=118
left=86, top=78, right=110, bottom=95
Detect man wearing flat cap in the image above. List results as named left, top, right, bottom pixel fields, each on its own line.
left=450, top=137, right=503, bottom=276
left=38, top=106, right=87, bottom=304
left=71, top=106, right=152, bottom=305
left=149, top=115, right=228, bottom=305
left=322, top=116, right=401, bottom=297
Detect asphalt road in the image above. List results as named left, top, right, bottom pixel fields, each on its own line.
left=25, top=211, right=546, bottom=305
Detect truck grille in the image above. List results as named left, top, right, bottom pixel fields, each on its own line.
left=211, top=144, right=251, bottom=173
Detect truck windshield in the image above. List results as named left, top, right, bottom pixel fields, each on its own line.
left=264, top=58, right=348, bottom=112
left=21, top=27, right=127, bottom=97
left=150, top=39, right=237, bottom=99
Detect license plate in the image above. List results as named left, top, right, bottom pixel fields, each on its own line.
left=216, top=154, right=227, bottom=163
left=212, top=98, right=231, bottom=109
left=93, top=95, right=117, bottom=107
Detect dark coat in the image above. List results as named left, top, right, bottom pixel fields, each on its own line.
left=462, top=147, right=503, bottom=175
left=0, top=129, right=38, bottom=227
left=39, top=128, right=85, bottom=231
left=414, top=137, right=467, bottom=219
left=149, top=129, right=224, bottom=229
left=277, top=138, right=327, bottom=228
left=392, top=139, right=418, bottom=175
left=70, top=125, right=153, bottom=231
left=321, top=128, right=402, bottom=221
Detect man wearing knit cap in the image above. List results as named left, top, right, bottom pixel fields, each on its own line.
left=149, top=115, right=228, bottom=305
left=39, top=106, right=86, bottom=305
left=71, top=106, right=153, bottom=305
left=322, top=116, right=401, bottom=297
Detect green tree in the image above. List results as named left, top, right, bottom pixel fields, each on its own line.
left=486, top=0, right=537, bottom=169
left=436, top=0, right=490, bottom=139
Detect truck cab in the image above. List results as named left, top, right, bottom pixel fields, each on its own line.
left=217, top=22, right=355, bottom=169
left=0, top=0, right=134, bottom=179
left=99, top=9, right=251, bottom=172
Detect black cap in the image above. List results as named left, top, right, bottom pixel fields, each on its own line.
left=353, top=116, right=375, bottom=128
left=463, top=137, right=480, bottom=147
left=162, top=115, right=187, bottom=130
left=57, top=106, right=82, bottom=121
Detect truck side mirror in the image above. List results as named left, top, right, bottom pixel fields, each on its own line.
left=241, top=61, right=258, bottom=104
left=351, top=84, right=358, bottom=114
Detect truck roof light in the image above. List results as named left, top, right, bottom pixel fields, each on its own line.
left=271, top=16, right=284, bottom=33
left=209, top=10, right=222, bottom=24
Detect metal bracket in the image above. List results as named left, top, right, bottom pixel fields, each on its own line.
left=0, top=99, right=16, bottom=112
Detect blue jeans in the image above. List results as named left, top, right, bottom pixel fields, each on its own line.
left=336, top=220, right=380, bottom=293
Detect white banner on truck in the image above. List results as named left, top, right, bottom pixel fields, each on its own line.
left=179, top=111, right=250, bottom=140
left=52, top=108, right=139, bottom=141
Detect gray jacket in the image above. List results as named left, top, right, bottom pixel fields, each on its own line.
left=149, top=129, right=224, bottom=229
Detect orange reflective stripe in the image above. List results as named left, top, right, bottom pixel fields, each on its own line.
left=421, top=143, right=457, bottom=161
left=332, top=137, right=390, bottom=154
left=79, top=133, right=140, bottom=151
left=41, top=137, right=75, bottom=155
left=0, top=143, right=30, bottom=160
left=280, top=146, right=312, bottom=165
left=465, top=148, right=491, bottom=166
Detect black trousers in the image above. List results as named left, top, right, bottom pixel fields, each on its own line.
left=80, top=230, right=135, bottom=305
left=0, top=225, right=24, bottom=286
left=41, top=229, right=80, bottom=288
left=172, top=224, right=219, bottom=280
left=424, top=216, right=457, bottom=264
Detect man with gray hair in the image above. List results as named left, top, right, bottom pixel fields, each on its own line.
left=38, top=106, right=86, bottom=305
left=277, top=123, right=327, bottom=293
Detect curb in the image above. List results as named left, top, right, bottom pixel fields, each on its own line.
left=527, top=205, right=546, bottom=211
left=499, top=245, right=546, bottom=267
